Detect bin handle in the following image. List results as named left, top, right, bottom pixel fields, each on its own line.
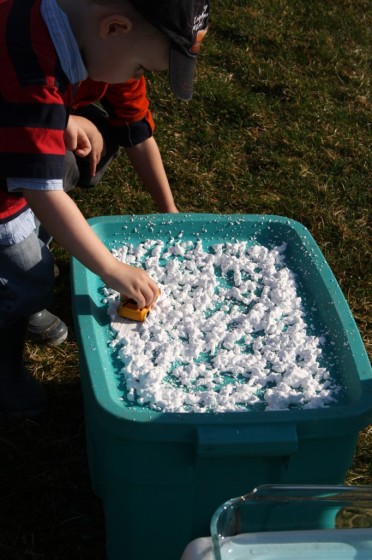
left=196, top=424, right=298, bottom=458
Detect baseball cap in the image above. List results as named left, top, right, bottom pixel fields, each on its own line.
left=129, top=0, right=209, bottom=101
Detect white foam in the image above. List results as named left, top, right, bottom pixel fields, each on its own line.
left=104, top=238, right=340, bottom=413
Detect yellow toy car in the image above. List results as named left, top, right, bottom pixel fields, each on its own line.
left=117, top=290, right=160, bottom=322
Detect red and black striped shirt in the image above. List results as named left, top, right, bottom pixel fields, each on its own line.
left=0, top=0, right=75, bottom=222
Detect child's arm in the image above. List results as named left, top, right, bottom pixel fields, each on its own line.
left=125, top=136, right=179, bottom=213
left=23, top=189, right=158, bottom=307
left=98, top=79, right=178, bottom=212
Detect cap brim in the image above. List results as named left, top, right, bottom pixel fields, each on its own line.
left=169, top=47, right=196, bottom=101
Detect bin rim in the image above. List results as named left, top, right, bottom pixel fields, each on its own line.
left=71, top=213, right=372, bottom=433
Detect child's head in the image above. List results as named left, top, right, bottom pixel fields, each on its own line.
left=74, top=0, right=209, bottom=99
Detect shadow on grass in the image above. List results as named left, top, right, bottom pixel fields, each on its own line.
left=0, top=378, right=106, bottom=560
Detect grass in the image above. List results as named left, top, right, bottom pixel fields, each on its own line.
left=1, top=0, right=371, bottom=558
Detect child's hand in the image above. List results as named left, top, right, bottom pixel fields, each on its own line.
left=64, top=116, right=92, bottom=157
left=22, top=189, right=159, bottom=309
left=102, top=260, right=159, bottom=309
left=70, top=116, right=104, bottom=177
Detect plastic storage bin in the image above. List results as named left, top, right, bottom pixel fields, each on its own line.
left=181, top=485, right=372, bottom=560
left=71, top=214, right=372, bottom=560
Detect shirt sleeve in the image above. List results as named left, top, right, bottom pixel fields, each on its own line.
left=0, top=83, right=68, bottom=181
left=99, top=78, right=155, bottom=147
left=7, top=177, right=63, bottom=192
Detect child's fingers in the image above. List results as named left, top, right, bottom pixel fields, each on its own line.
left=147, top=280, right=160, bottom=307
left=75, top=145, right=91, bottom=158
left=123, top=279, right=159, bottom=310
left=89, top=141, right=103, bottom=177
left=113, top=263, right=159, bottom=309
left=89, top=152, right=98, bottom=177
left=74, top=128, right=92, bottom=157
left=149, top=287, right=161, bottom=310
left=136, top=285, right=157, bottom=309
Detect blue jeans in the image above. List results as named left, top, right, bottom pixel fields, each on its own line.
left=0, top=232, right=55, bottom=328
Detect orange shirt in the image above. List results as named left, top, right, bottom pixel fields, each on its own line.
left=73, top=76, right=155, bottom=133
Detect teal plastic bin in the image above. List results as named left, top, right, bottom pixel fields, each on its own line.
left=71, top=214, right=372, bottom=560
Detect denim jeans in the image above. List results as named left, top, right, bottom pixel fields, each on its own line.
left=0, top=232, right=55, bottom=328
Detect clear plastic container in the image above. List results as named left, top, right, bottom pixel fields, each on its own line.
left=210, top=485, right=372, bottom=560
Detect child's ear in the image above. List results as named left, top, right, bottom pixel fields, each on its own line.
left=98, top=15, right=133, bottom=39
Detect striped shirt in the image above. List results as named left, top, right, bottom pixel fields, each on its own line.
left=0, top=0, right=87, bottom=244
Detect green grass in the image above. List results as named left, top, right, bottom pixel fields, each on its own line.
left=1, top=1, right=371, bottom=558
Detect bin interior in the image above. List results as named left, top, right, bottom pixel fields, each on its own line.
left=71, top=213, right=371, bottom=424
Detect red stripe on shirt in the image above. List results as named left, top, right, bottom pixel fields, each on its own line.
left=0, top=127, right=65, bottom=155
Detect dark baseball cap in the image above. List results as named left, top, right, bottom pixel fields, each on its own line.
left=129, top=0, right=209, bottom=101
